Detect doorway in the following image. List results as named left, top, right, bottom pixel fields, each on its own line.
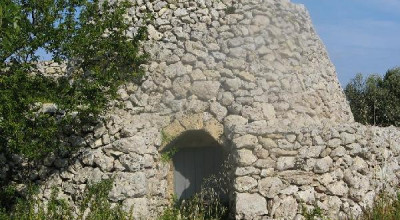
left=170, top=130, right=225, bottom=200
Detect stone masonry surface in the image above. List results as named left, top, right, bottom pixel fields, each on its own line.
left=231, top=122, right=400, bottom=219
left=1, top=0, right=400, bottom=219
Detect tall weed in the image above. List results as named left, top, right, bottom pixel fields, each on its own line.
left=0, top=179, right=132, bottom=220
left=360, top=192, right=400, bottom=220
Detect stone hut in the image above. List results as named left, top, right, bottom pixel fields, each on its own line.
left=3, top=0, right=400, bottom=219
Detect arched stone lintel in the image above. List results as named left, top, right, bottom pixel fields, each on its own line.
left=159, top=113, right=225, bottom=152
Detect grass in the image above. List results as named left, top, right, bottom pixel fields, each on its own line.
left=2, top=167, right=399, bottom=220
left=302, top=204, right=325, bottom=220
left=301, top=191, right=400, bottom=220
left=158, top=164, right=231, bottom=220
left=361, top=192, right=400, bottom=220
left=160, top=147, right=178, bottom=163
left=0, top=176, right=229, bottom=220
left=0, top=179, right=133, bottom=220
left=158, top=190, right=228, bottom=220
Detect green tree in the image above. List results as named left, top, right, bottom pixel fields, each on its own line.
left=344, top=73, right=369, bottom=124
left=0, top=0, right=148, bottom=209
left=345, top=67, right=400, bottom=127
left=0, top=0, right=147, bottom=159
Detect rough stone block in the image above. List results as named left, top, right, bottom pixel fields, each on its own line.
left=277, top=157, right=296, bottom=171
left=109, top=172, right=147, bottom=201
left=236, top=149, right=257, bottom=166
left=235, top=193, right=268, bottom=219
left=190, top=81, right=220, bottom=101
left=314, top=156, right=333, bottom=174
left=233, top=134, right=258, bottom=149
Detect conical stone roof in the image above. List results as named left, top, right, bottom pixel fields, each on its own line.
left=128, top=0, right=354, bottom=129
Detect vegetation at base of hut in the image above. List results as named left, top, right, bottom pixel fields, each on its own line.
left=301, top=191, right=400, bottom=220
left=361, top=192, right=400, bottom=220
left=0, top=179, right=133, bottom=220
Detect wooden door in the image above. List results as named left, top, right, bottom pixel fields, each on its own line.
left=173, top=147, right=224, bottom=200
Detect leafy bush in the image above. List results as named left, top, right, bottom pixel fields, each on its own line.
left=0, top=0, right=149, bottom=211
left=0, top=179, right=132, bottom=220
left=160, top=147, right=178, bottom=163
left=0, top=0, right=148, bottom=161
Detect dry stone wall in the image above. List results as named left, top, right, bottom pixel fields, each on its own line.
left=2, top=0, right=400, bottom=219
left=229, top=121, right=400, bottom=219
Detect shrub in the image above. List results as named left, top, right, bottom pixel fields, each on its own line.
left=0, top=179, right=132, bottom=220
left=300, top=191, right=400, bottom=220
left=0, top=0, right=149, bottom=212
left=301, top=204, right=325, bottom=220
left=158, top=191, right=228, bottom=220
left=360, top=192, right=400, bottom=220
left=159, top=159, right=232, bottom=220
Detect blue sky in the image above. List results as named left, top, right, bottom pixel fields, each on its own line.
left=291, top=0, right=400, bottom=86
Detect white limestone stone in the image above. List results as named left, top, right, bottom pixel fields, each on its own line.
left=235, top=193, right=268, bottom=219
